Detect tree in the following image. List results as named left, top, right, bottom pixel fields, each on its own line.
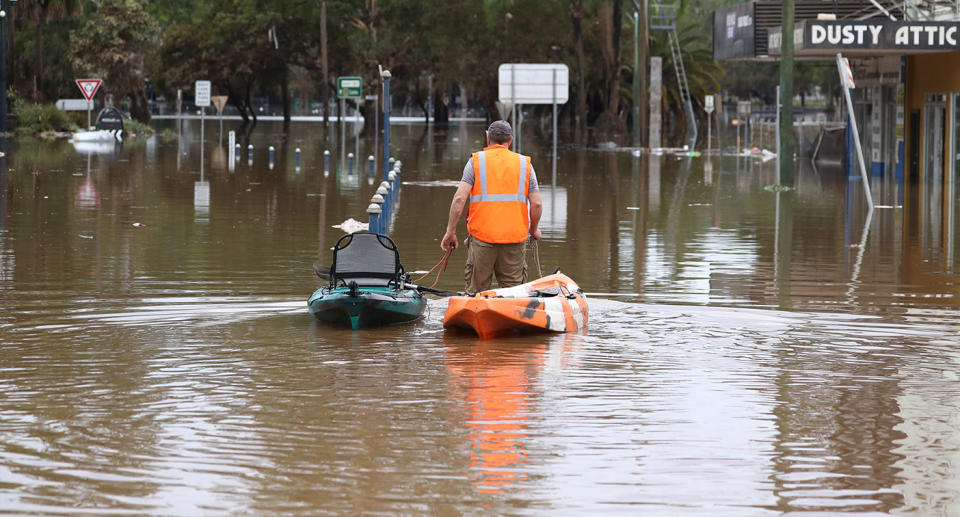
left=69, top=0, right=160, bottom=123
left=19, top=0, right=83, bottom=102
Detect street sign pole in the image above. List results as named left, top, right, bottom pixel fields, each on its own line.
left=195, top=80, right=212, bottom=175
left=837, top=53, right=873, bottom=210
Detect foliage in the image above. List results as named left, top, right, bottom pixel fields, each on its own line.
left=68, top=0, right=161, bottom=123
left=14, top=103, right=78, bottom=136
left=123, top=118, right=155, bottom=138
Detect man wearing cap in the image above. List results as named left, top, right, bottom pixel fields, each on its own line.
left=441, top=120, right=542, bottom=293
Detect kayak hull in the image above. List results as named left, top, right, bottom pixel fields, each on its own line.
left=443, top=273, right=588, bottom=339
left=307, top=286, right=426, bottom=330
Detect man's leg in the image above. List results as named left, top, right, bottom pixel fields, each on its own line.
left=465, top=237, right=497, bottom=292
left=493, top=241, right=527, bottom=287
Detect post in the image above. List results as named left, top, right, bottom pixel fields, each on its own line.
left=778, top=0, right=795, bottom=185
left=649, top=57, right=662, bottom=149
left=200, top=108, right=205, bottom=173
left=775, top=86, right=781, bottom=163
left=295, top=147, right=301, bottom=171
left=382, top=69, right=391, bottom=180
left=0, top=0, right=8, bottom=134
left=837, top=53, right=874, bottom=210
left=247, top=144, right=253, bottom=165
left=368, top=155, right=375, bottom=176
left=511, top=65, right=516, bottom=124
left=228, top=130, right=236, bottom=172
left=427, top=74, right=433, bottom=124
left=552, top=68, right=558, bottom=183
left=367, top=202, right=382, bottom=235
left=268, top=146, right=275, bottom=170
left=707, top=109, right=712, bottom=153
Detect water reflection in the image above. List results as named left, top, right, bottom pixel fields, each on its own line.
left=445, top=339, right=546, bottom=493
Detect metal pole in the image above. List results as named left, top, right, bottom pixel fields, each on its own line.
left=552, top=69, right=558, bottom=183
left=838, top=55, right=874, bottom=210
left=779, top=0, right=795, bottom=185
left=382, top=70, right=391, bottom=180
left=633, top=7, right=641, bottom=148
left=511, top=65, right=516, bottom=124
left=707, top=108, right=712, bottom=153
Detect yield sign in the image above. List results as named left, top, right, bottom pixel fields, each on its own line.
left=76, top=79, right=102, bottom=101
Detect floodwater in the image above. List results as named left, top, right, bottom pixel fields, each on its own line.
left=2, top=119, right=960, bottom=515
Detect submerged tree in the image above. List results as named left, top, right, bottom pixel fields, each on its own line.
left=69, top=0, right=160, bottom=123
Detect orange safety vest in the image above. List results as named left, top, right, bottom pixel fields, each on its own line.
left=466, top=145, right=531, bottom=244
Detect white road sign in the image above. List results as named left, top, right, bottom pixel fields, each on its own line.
left=195, top=80, right=211, bottom=107
left=498, top=64, right=569, bottom=104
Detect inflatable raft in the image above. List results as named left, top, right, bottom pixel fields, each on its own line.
left=443, top=272, right=588, bottom=338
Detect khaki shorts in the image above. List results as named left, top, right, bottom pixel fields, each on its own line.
left=464, top=236, right=527, bottom=293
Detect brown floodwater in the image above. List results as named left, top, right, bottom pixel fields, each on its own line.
left=2, top=119, right=959, bottom=515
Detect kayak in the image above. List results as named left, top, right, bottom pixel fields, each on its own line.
left=443, top=272, right=588, bottom=338
left=307, top=231, right=425, bottom=330
left=308, top=284, right=425, bottom=329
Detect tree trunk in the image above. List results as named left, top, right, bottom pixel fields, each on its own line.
left=34, top=17, right=43, bottom=102
left=282, top=69, right=291, bottom=130
left=129, top=88, right=151, bottom=124
left=320, top=0, right=329, bottom=127
left=569, top=0, right=587, bottom=134
left=433, top=89, right=448, bottom=124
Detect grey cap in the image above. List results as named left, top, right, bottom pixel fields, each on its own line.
left=486, top=120, right=513, bottom=143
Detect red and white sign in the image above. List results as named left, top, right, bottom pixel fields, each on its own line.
left=837, top=56, right=856, bottom=89
left=75, top=79, right=102, bottom=101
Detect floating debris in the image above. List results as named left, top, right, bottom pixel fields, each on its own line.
left=332, top=218, right=368, bottom=234
left=132, top=222, right=146, bottom=227
left=764, top=184, right=793, bottom=192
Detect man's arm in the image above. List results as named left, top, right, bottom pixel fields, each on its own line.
left=441, top=182, right=473, bottom=251
left=528, top=191, right=543, bottom=240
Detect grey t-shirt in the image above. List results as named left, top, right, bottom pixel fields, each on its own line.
left=460, top=157, right=539, bottom=192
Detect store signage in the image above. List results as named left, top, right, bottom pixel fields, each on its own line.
left=770, top=20, right=960, bottom=55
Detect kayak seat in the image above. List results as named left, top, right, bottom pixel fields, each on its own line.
left=330, top=232, right=404, bottom=288
left=528, top=288, right=561, bottom=297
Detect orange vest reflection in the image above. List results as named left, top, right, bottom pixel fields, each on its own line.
left=446, top=342, right=547, bottom=493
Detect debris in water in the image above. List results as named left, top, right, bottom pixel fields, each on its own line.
left=333, top=218, right=368, bottom=233
left=132, top=222, right=146, bottom=227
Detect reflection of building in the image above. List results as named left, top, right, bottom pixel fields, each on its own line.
left=714, top=1, right=960, bottom=266
left=445, top=342, right=546, bottom=493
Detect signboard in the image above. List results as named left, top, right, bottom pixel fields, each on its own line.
left=498, top=64, right=569, bottom=104
left=195, top=80, right=211, bottom=107
left=75, top=79, right=102, bottom=101
left=56, top=99, right=93, bottom=111
left=713, top=3, right=755, bottom=60
left=704, top=95, right=715, bottom=113
left=211, top=95, right=228, bottom=114
left=95, top=107, right=124, bottom=131
left=770, top=20, right=960, bottom=56
left=337, top=76, right=362, bottom=99
left=737, top=100, right=752, bottom=116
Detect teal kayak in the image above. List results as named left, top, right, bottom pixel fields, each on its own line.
left=307, top=284, right=426, bottom=330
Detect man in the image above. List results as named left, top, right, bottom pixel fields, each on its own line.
left=441, top=120, right=543, bottom=293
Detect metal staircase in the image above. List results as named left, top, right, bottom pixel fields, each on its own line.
left=651, top=3, right=697, bottom=150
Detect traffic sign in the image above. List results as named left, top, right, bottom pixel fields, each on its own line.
left=211, top=95, right=228, bottom=114
left=75, top=79, right=102, bottom=101
left=195, top=80, right=211, bottom=107
left=337, top=76, right=362, bottom=99
left=704, top=95, right=715, bottom=114
left=497, top=64, right=569, bottom=104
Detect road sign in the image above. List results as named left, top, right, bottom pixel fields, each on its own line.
left=497, top=64, right=569, bottom=104
left=75, top=79, right=102, bottom=101
left=737, top=100, right=752, bottom=116
left=211, top=95, right=228, bottom=114
left=337, top=76, right=362, bottom=99
left=195, top=80, right=211, bottom=107
left=56, top=99, right=94, bottom=111
left=704, top=95, right=715, bottom=114
left=837, top=56, right=856, bottom=89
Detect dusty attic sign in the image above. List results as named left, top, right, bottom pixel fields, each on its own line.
left=75, top=79, right=102, bottom=101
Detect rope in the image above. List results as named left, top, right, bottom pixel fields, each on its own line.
left=529, top=238, right=543, bottom=278
left=414, top=247, right=452, bottom=289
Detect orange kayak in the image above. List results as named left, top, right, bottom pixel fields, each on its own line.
left=443, top=273, right=588, bottom=339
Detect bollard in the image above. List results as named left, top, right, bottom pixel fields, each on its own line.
left=388, top=170, right=396, bottom=183
left=347, top=152, right=354, bottom=173
left=247, top=144, right=254, bottom=165
left=394, top=160, right=402, bottom=172
left=323, top=149, right=330, bottom=173
left=295, top=148, right=301, bottom=170
left=368, top=155, right=375, bottom=176
left=234, top=143, right=241, bottom=161
left=268, top=146, right=275, bottom=170
left=367, top=202, right=382, bottom=235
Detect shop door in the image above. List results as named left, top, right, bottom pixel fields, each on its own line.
left=922, top=93, right=946, bottom=251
